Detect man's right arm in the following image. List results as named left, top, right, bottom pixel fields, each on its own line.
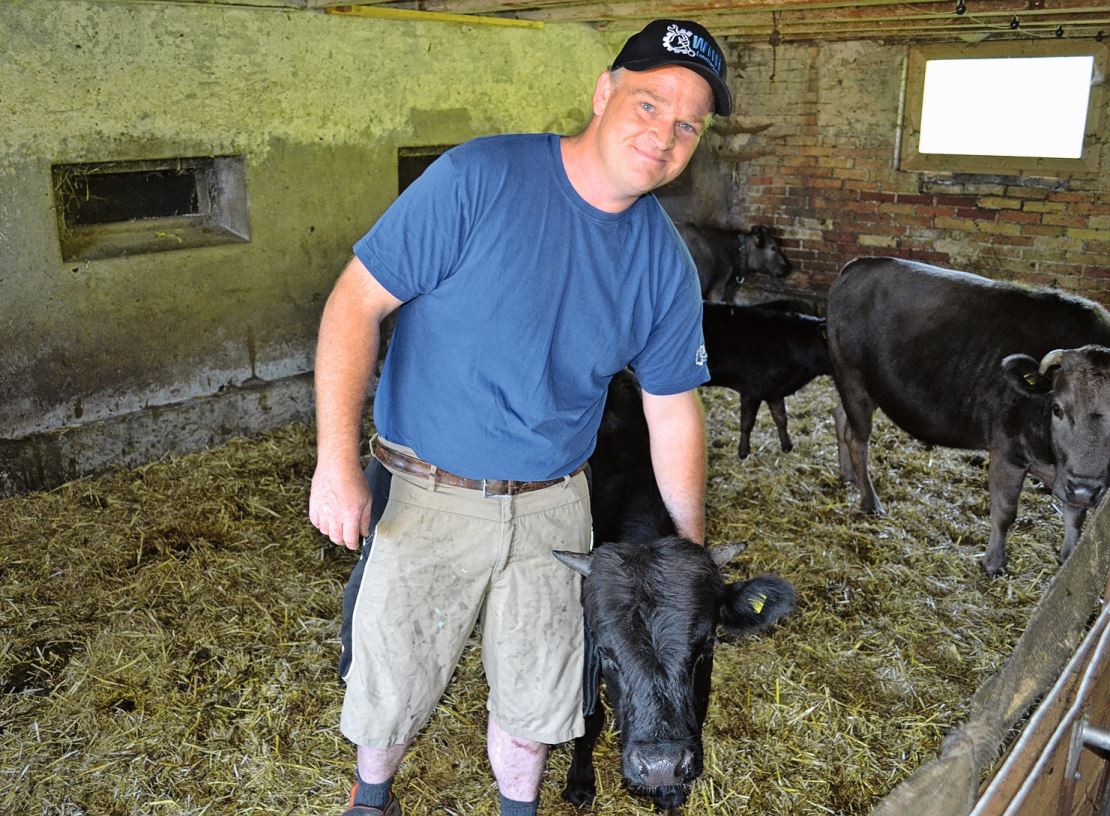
left=309, top=255, right=403, bottom=550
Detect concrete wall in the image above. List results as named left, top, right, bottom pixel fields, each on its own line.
left=691, top=40, right=1110, bottom=304
left=12, top=4, right=1106, bottom=494
left=0, top=0, right=610, bottom=494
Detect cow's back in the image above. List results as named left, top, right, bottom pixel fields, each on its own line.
left=827, top=257, right=1110, bottom=448
left=591, top=370, right=675, bottom=544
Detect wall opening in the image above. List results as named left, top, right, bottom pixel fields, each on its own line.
left=397, top=145, right=455, bottom=195
left=899, top=41, right=1107, bottom=177
left=64, top=168, right=201, bottom=225
left=53, top=156, right=250, bottom=262
left=918, top=55, right=1092, bottom=160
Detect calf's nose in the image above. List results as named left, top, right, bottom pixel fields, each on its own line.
left=1065, top=477, right=1104, bottom=507
left=627, top=744, right=695, bottom=788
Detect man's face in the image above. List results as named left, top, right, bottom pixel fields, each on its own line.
left=592, top=65, right=714, bottom=206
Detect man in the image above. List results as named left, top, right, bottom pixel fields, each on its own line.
left=309, top=19, right=732, bottom=816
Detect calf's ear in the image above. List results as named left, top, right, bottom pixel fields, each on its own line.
left=582, top=623, right=602, bottom=717
left=1001, top=353, right=1053, bottom=395
left=553, top=550, right=593, bottom=577
left=719, top=575, right=795, bottom=636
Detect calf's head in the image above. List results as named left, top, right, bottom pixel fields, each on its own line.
left=737, top=225, right=791, bottom=280
left=554, top=536, right=794, bottom=809
left=1003, top=345, right=1110, bottom=509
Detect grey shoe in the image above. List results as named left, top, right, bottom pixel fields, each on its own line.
left=343, top=785, right=401, bottom=816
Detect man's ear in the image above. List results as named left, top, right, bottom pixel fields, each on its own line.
left=593, top=70, right=614, bottom=117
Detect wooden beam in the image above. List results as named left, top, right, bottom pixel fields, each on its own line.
left=785, top=2, right=1110, bottom=23
left=671, top=5, right=1110, bottom=31
left=513, top=0, right=1110, bottom=25
left=696, top=13, right=1110, bottom=32
left=304, top=0, right=395, bottom=8
left=719, top=21, right=1110, bottom=41
left=771, top=18, right=1110, bottom=35
left=413, top=0, right=1110, bottom=22
left=165, top=0, right=1110, bottom=42
left=324, top=4, right=544, bottom=26
left=554, top=0, right=1110, bottom=38
left=414, top=0, right=970, bottom=17
left=105, top=0, right=310, bottom=8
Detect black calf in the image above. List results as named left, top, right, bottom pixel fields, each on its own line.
left=703, top=302, right=832, bottom=459
left=554, top=369, right=794, bottom=809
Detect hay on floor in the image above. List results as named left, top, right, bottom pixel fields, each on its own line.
left=0, top=378, right=1076, bottom=815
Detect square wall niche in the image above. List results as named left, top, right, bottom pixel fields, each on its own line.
left=53, top=156, right=250, bottom=262
left=397, top=145, right=455, bottom=195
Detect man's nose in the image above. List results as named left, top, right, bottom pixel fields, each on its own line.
left=649, top=119, right=674, bottom=151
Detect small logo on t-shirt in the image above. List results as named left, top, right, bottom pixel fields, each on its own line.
left=695, top=344, right=707, bottom=366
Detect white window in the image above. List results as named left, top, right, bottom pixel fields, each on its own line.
left=920, top=56, right=1092, bottom=158
left=901, top=42, right=1106, bottom=175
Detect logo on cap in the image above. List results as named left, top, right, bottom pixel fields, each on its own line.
left=661, top=23, right=723, bottom=77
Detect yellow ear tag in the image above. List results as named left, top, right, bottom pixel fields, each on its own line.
left=1024, top=372, right=1039, bottom=386
left=750, top=592, right=767, bottom=614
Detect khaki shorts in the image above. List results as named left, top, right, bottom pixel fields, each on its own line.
left=339, top=440, right=592, bottom=749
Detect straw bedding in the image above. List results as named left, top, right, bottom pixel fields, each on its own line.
left=0, top=378, right=1064, bottom=815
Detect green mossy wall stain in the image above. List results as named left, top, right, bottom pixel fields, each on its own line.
left=405, top=108, right=475, bottom=141
left=0, top=0, right=611, bottom=443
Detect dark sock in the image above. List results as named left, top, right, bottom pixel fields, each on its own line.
left=353, top=770, right=393, bottom=809
left=498, top=792, right=539, bottom=816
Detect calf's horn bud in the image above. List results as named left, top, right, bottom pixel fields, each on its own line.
left=1038, top=348, right=1065, bottom=375
left=552, top=549, right=593, bottom=577
left=710, top=541, right=748, bottom=567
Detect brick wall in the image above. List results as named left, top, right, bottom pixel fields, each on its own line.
left=712, top=40, right=1110, bottom=304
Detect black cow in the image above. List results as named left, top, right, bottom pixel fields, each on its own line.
left=827, top=257, right=1110, bottom=576
left=553, top=369, right=794, bottom=810
left=677, top=224, right=791, bottom=303
left=749, top=297, right=822, bottom=316
left=703, top=302, right=833, bottom=459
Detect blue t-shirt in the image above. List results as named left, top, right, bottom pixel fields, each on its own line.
left=354, top=133, right=708, bottom=481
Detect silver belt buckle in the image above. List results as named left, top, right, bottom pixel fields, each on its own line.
left=482, top=478, right=510, bottom=498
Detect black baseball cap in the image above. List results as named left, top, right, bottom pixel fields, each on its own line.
left=611, top=19, right=732, bottom=116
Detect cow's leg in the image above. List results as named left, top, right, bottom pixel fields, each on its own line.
left=767, top=398, right=793, bottom=452
left=563, top=698, right=604, bottom=806
left=834, top=402, right=856, bottom=483
left=707, top=276, right=728, bottom=304
left=738, top=396, right=759, bottom=459
left=721, top=274, right=740, bottom=304
left=983, top=455, right=1027, bottom=577
left=1060, top=503, right=1088, bottom=563
left=836, top=388, right=883, bottom=515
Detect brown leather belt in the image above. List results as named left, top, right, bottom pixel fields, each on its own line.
left=371, top=437, right=585, bottom=497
